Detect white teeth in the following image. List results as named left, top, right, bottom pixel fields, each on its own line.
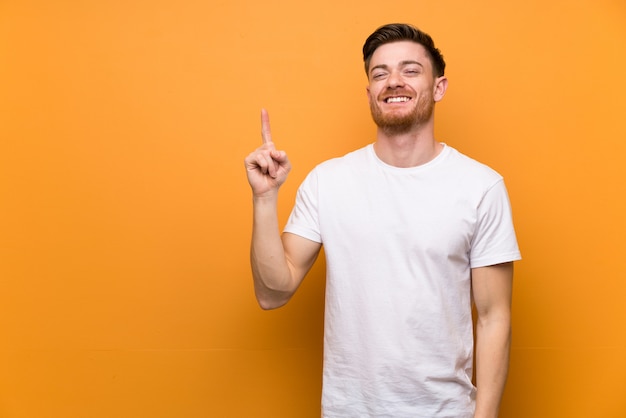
left=386, top=97, right=410, bottom=103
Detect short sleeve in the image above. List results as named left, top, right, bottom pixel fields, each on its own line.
left=283, top=169, right=323, bottom=243
left=470, top=179, right=521, bottom=268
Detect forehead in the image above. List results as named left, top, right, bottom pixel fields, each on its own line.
left=369, top=41, right=431, bottom=70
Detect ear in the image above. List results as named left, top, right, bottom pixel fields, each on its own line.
left=366, top=85, right=372, bottom=103
left=433, top=76, right=448, bottom=102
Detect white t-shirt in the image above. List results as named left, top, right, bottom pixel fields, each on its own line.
left=284, top=143, right=521, bottom=417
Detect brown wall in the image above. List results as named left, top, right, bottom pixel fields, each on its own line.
left=1, top=0, right=625, bottom=416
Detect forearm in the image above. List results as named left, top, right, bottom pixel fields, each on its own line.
left=474, top=317, right=511, bottom=418
left=250, top=194, right=296, bottom=309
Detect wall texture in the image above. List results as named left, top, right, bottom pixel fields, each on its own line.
left=1, top=0, right=625, bottom=416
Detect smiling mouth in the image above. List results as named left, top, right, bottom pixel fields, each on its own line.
left=384, top=96, right=411, bottom=103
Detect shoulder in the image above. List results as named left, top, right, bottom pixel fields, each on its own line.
left=295, top=145, right=371, bottom=193
left=311, top=144, right=372, bottom=174
left=442, top=145, right=504, bottom=186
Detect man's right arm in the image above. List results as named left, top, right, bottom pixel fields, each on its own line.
left=251, top=193, right=321, bottom=309
left=245, top=110, right=321, bottom=309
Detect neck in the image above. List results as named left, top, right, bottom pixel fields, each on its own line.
left=373, top=122, right=442, bottom=168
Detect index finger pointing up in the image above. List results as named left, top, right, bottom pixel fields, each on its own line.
left=260, top=108, right=273, bottom=145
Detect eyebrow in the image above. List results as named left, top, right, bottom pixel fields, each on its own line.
left=369, top=60, right=424, bottom=75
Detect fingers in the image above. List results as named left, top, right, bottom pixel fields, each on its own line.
left=245, top=147, right=290, bottom=180
left=260, top=109, right=275, bottom=177
left=244, top=109, right=289, bottom=181
left=269, top=150, right=288, bottom=164
left=261, top=108, right=272, bottom=145
left=245, top=149, right=279, bottom=178
left=256, top=152, right=278, bottom=178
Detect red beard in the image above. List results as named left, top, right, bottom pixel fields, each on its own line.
left=369, top=93, right=434, bottom=135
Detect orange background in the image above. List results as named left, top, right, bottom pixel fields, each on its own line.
left=1, top=0, right=625, bottom=416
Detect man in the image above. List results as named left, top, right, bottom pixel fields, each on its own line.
left=244, top=23, right=521, bottom=418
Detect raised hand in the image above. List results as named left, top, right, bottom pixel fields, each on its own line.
left=244, top=109, right=291, bottom=197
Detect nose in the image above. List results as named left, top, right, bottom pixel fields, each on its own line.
left=387, top=70, right=404, bottom=88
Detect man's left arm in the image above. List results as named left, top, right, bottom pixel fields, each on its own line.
left=472, top=262, right=514, bottom=418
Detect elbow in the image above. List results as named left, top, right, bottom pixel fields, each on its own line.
left=257, top=297, right=288, bottom=310
left=476, top=313, right=512, bottom=334
left=255, top=287, right=293, bottom=310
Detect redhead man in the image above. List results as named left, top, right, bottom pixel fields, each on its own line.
left=244, top=23, right=521, bottom=418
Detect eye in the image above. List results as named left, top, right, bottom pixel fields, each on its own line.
left=372, top=72, right=388, bottom=80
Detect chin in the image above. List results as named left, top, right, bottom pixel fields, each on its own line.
left=371, top=108, right=418, bottom=131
